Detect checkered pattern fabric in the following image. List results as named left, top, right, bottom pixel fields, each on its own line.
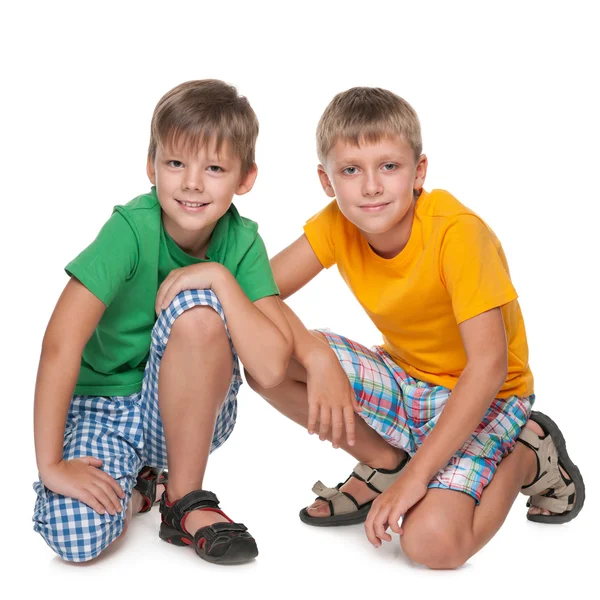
left=320, top=331, right=534, bottom=502
left=33, top=289, right=241, bottom=562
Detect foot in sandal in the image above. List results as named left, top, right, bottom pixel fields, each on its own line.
left=300, top=452, right=409, bottom=526
left=518, top=411, right=585, bottom=523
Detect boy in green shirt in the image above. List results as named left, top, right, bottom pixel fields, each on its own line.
left=32, top=79, right=292, bottom=564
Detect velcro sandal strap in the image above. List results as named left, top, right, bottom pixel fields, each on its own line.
left=529, top=493, right=572, bottom=514
left=312, top=481, right=357, bottom=515
left=352, top=461, right=404, bottom=494
left=198, top=521, right=248, bottom=542
left=517, top=427, right=541, bottom=451
left=171, top=490, right=220, bottom=526
left=520, top=435, right=561, bottom=496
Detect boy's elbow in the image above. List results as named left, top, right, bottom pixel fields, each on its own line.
left=255, top=351, right=291, bottom=389
left=487, top=354, right=509, bottom=388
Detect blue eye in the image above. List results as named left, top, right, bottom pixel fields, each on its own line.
left=382, top=163, right=397, bottom=171
left=207, top=165, right=224, bottom=173
left=342, top=167, right=358, bottom=175
left=168, top=160, right=184, bottom=168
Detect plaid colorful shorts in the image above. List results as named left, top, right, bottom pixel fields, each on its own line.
left=320, top=331, right=534, bottom=502
left=32, top=289, right=241, bottom=562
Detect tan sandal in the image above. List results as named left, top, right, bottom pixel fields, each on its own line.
left=518, top=411, right=585, bottom=524
left=299, top=457, right=409, bottom=527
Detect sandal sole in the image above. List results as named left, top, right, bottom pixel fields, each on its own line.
left=298, top=501, right=373, bottom=527
left=159, top=523, right=258, bottom=565
left=526, top=410, right=586, bottom=524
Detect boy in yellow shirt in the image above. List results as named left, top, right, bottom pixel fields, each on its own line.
left=248, top=87, right=585, bottom=568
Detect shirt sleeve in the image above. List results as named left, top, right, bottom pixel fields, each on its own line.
left=440, top=215, right=518, bottom=324
left=235, top=233, right=279, bottom=302
left=302, top=200, right=338, bottom=268
left=65, top=211, right=139, bottom=306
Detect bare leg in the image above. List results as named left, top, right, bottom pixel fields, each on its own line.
left=159, top=306, right=233, bottom=534
left=400, top=420, right=562, bottom=569
left=246, top=332, right=407, bottom=515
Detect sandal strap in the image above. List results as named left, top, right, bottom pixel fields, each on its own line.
left=352, top=460, right=406, bottom=493
left=518, top=419, right=577, bottom=515
left=166, top=490, right=221, bottom=530
left=528, top=489, right=575, bottom=514
left=312, top=481, right=357, bottom=515
left=195, top=521, right=248, bottom=542
left=135, top=467, right=166, bottom=514
left=519, top=429, right=562, bottom=496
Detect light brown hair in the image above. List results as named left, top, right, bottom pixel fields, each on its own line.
left=148, top=79, right=259, bottom=174
left=316, top=87, right=422, bottom=164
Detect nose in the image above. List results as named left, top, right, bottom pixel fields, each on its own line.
left=182, top=167, right=204, bottom=193
left=362, top=171, right=383, bottom=197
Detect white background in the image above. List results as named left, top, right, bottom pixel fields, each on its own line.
left=1, top=1, right=597, bottom=597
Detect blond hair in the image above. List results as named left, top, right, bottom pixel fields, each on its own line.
left=148, top=79, right=258, bottom=174
left=316, top=87, right=422, bottom=164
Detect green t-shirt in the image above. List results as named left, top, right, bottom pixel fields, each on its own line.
left=66, top=188, right=279, bottom=396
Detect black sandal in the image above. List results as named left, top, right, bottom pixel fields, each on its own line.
left=159, top=490, right=258, bottom=565
left=134, top=467, right=168, bottom=514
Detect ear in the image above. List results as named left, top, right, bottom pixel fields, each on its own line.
left=146, top=155, right=156, bottom=185
left=236, top=163, right=258, bottom=196
left=317, top=164, right=335, bottom=198
left=414, top=154, right=428, bottom=192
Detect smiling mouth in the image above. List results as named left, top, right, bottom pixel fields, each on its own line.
left=177, top=200, right=208, bottom=208
left=360, top=202, right=390, bottom=210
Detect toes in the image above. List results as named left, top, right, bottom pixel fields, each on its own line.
left=528, top=506, right=552, bottom=516
left=306, top=500, right=331, bottom=517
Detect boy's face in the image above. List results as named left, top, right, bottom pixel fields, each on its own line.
left=318, top=135, right=427, bottom=242
left=147, top=137, right=256, bottom=250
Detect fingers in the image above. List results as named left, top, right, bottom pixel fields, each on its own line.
left=78, top=490, right=109, bottom=515
left=88, top=481, right=122, bottom=515
left=365, top=503, right=392, bottom=547
left=94, top=469, right=126, bottom=499
left=389, top=515, right=403, bottom=535
left=319, top=405, right=331, bottom=441
left=155, top=275, right=179, bottom=314
left=374, top=514, right=392, bottom=544
left=307, top=402, right=318, bottom=435
left=364, top=507, right=380, bottom=547
left=80, top=456, right=103, bottom=467
left=331, top=408, right=343, bottom=449
left=343, top=406, right=355, bottom=447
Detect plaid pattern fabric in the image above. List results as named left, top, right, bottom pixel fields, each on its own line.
left=320, top=331, right=534, bottom=502
left=33, top=289, right=241, bottom=562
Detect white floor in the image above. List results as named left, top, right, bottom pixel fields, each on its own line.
left=14, top=385, right=596, bottom=600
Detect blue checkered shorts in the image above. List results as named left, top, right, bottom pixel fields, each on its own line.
left=32, top=290, right=241, bottom=562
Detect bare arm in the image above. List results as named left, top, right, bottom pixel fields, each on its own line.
left=271, top=234, right=359, bottom=447
left=404, top=307, right=509, bottom=482
left=211, top=270, right=293, bottom=389
left=271, top=234, right=324, bottom=300
left=365, top=306, right=509, bottom=545
left=155, top=264, right=294, bottom=390
left=34, top=278, right=106, bottom=474
left=34, top=278, right=125, bottom=514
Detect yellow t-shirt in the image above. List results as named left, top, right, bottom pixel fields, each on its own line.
left=303, top=189, right=533, bottom=398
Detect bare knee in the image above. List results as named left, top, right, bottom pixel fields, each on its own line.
left=170, top=305, right=227, bottom=349
left=245, top=367, right=261, bottom=392
left=400, top=513, right=471, bottom=569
